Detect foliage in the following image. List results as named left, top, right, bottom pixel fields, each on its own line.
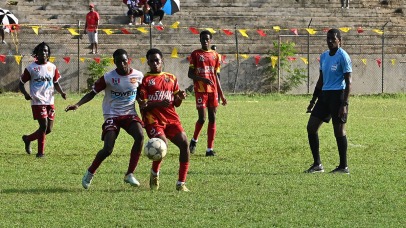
left=261, top=41, right=307, bottom=93
left=85, top=58, right=112, bottom=92
left=1, top=94, right=405, bottom=227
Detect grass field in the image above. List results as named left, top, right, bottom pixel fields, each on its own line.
left=0, top=93, right=405, bottom=227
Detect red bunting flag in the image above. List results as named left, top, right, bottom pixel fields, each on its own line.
left=317, top=57, right=320, bottom=62
left=222, top=29, right=233, bottom=36
left=290, top=28, right=298, bottom=35
left=357, top=27, right=364, bottom=33
left=121, top=28, right=131, bottom=34
left=0, top=55, right=5, bottom=63
left=287, top=57, right=297, bottom=61
left=128, top=58, right=132, bottom=65
left=256, top=29, right=266, bottom=37
left=155, top=25, right=164, bottom=31
left=222, top=54, right=227, bottom=63
left=254, top=55, right=261, bottom=65
left=189, top=27, right=199, bottom=34
left=322, top=28, right=330, bottom=33
left=94, top=57, right=101, bottom=63
left=376, top=59, right=382, bottom=67
left=63, top=57, right=70, bottom=63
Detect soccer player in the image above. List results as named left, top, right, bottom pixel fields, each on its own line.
left=138, top=48, right=190, bottom=192
left=65, top=49, right=144, bottom=189
left=19, top=42, right=67, bottom=158
left=188, top=30, right=227, bottom=156
left=305, top=28, right=352, bottom=174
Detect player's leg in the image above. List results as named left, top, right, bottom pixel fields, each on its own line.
left=123, top=120, right=144, bottom=186
left=145, top=125, right=166, bottom=190
left=35, top=118, right=48, bottom=157
left=305, top=116, right=324, bottom=173
left=170, top=128, right=190, bottom=192
left=190, top=92, right=207, bottom=154
left=206, top=106, right=217, bottom=156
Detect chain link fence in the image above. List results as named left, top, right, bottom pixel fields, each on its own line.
left=0, top=24, right=405, bottom=94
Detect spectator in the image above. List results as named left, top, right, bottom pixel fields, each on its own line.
left=147, top=0, right=165, bottom=26
left=84, top=3, right=99, bottom=54
left=140, top=0, right=151, bottom=24
left=341, top=0, right=349, bottom=8
left=0, top=26, right=5, bottom=44
left=127, top=0, right=144, bottom=25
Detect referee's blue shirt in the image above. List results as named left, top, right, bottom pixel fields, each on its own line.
left=320, top=48, right=352, bottom=90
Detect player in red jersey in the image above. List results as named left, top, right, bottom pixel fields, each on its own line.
left=188, top=30, right=227, bottom=156
left=19, top=42, right=67, bottom=158
left=138, top=48, right=190, bottom=192
left=65, top=49, right=145, bottom=189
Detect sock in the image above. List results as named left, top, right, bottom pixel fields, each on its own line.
left=178, top=162, right=189, bottom=183
left=308, top=133, right=321, bottom=165
left=193, top=121, right=204, bottom=141
left=37, top=132, right=46, bottom=155
left=126, top=149, right=141, bottom=175
left=152, top=160, right=162, bottom=174
left=206, top=148, right=213, bottom=152
left=88, top=150, right=107, bottom=174
left=336, top=135, right=348, bottom=168
left=207, top=123, right=216, bottom=149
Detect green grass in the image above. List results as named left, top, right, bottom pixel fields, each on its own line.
left=0, top=93, right=405, bottom=227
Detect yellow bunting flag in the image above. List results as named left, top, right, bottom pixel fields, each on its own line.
left=240, top=54, right=249, bottom=59
left=273, top=26, right=281, bottom=32
left=67, top=28, right=79, bottom=36
left=102, top=29, right=113, bottom=35
left=305, top=28, right=317, bottom=35
left=271, top=56, right=278, bottom=68
left=80, top=58, right=85, bottom=62
left=31, top=26, right=40, bottom=35
left=372, top=29, right=383, bottom=35
left=137, top=27, right=148, bottom=33
left=238, top=29, right=249, bottom=38
left=49, top=57, right=55, bottom=63
left=339, top=27, right=351, bottom=33
left=391, top=59, right=396, bottom=65
left=108, top=58, right=114, bottom=65
left=171, top=48, right=179, bottom=58
left=171, top=21, right=180, bottom=29
left=140, top=57, right=147, bottom=64
left=300, top=57, right=308, bottom=65
left=361, top=59, right=367, bottom=65
left=206, top=28, right=216, bottom=34
left=14, top=55, right=22, bottom=65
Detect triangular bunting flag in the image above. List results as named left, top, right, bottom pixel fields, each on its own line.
left=254, top=55, right=260, bottom=65
left=171, top=48, right=179, bottom=58
left=49, top=57, right=55, bottom=63
left=238, top=29, right=249, bottom=38
left=128, top=58, right=132, bottom=65
left=80, top=58, right=85, bottom=62
left=300, top=57, right=308, bottom=65
left=271, top=56, right=278, bottom=68
left=273, top=26, right=281, bottom=32
left=94, top=57, right=101, bottom=64
left=63, top=57, right=71, bottom=63
left=256, top=29, right=266, bottom=37
left=305, top=28, right=317, bottom=35
left=339, top=27, right=351, bottom=33
left=222, top=29, right=233, bottom=36
left=206, top=28, right=216, bottom=34
left=155, top=26, right=164, bottom=31
left=121, top=28, right=131, bottom=34
left=67, top=28, right=79, bottom=36
left=372, top=29, right=384, bottom=35
left=0, top=55, right=6, bottom=63
left=391, top=59, right=396, bottom=65
left=290, top=28, right=298, bottom=35
left=357, top=27, right=364, bottom=33
left=109, top=58, right=114, bottom=65
left=140, top=57, right=147, bottom=64
left=31, top=26, right=40, bottom=35
left=137, top=27, right=149, bottom=33
left=189, top=27, right=199, bottom=34
left=102, top=29, right=113, bottom=35
left=240, top=54, right=249, bottom=59
left=15, top=55, right=22, bottom=65
left=376, top=59, right=382, bottom=67
left=171, top=21, right=180, bottom=29
left=361, top=59, right=367, bottom=65
left=287, top=57, right=297, bottom=61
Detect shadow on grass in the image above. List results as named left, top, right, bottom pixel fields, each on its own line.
left=1, top=187, right=77, bottom=194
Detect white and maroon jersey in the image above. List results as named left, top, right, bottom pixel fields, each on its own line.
left=93, top=68, right=143, bottom=120
left=20, top=61, right=61, bottom=105
left=138, top=72, right=181, bottom=125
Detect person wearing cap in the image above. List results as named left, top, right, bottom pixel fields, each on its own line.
left=84, top=4, right=100, bottom=54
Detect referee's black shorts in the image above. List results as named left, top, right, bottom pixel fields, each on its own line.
left=311, top=90, right=347, bottom=124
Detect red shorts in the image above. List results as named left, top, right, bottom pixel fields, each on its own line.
left=101, top=115, right=143, bottom=141
left=145, top=122, right=184, bottom=140
left=31, top=105, right=55, bottom=120
left=195, top=92, right=218, bottom=109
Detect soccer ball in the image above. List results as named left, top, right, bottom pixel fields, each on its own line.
left=144, top=138, right=167, bottom=161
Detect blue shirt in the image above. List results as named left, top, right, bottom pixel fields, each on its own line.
left=319, top=48, right=352, bottom=90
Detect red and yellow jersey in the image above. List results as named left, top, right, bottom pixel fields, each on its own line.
left=138, top=72, right=181, bottom=125
left=189, top=49, right=220, bottom=93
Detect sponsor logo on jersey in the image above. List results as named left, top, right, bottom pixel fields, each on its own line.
left=112, top=78, right=120, bottom=85
left=47, top=66, right=52, bottom=72
left=198, top=54, right=205, bottom=62
left=164, top=76, right=170, bottom=82
left=196, top=66, right=215, bottom=74
left=148, top=79, right=155, bottom=86
left=110, top=90, right=136, bottom=97
left=130, top=77, right=138, bottom=84
left=148, top=91, right=173, bottom=101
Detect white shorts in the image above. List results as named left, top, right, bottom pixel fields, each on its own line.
left=87, top=31, right=98, bottom=43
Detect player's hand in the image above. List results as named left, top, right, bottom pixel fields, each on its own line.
left=61, top=92, right=67, bottom=100
left=202, top=78, right=214, bottom=85
left=160, top=99, right=171, bottom=107
left=23, top=94, right=32, bottom=101
left=221, top=96, right=227, bottom=106
left=138, top=99, right=148, bottom=109
left=65, top=105, right=78, bottom=112
left=177, top=91, right=186, bottom=100
left=306, top=103, right=315, bottom=113
left=338, top=105, right=348, bottom=119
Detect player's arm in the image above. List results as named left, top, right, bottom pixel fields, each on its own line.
left=18, top=80, right=31, bottom=101
left=338, top=72, right=352, bottom=118
left=188, top=67, right=213, bottom=85
left=54, top=82, right=67, bottom=100
left=173, top=90, right=186, bottom=107
left=216, top=73, right=227, bottom=106
left=65, top=90, right=97, bottom=112
left=306, top=70, right=323, bottom=113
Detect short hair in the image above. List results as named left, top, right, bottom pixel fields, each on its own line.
left=32, top=42, right=51, bottom=59
left=146, top=48, right=163, bottom=59
left=327, top=28, right=342, bottom=40
left=113, top=49, right=128, bottom=59
left=200, top=30, right=212, bottom=39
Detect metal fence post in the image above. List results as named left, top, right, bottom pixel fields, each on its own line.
left=277, top=35, right=281, bottom=93
left=381, top=21, right=389, bottom=93
left=307, top=18, right=312, bottom=94
left=233, top=24, right=239, bottom=93
left=77, top=20, right=81, bottom=93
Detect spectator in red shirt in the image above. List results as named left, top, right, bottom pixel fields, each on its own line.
left=84, top=4, right=100, bottom=54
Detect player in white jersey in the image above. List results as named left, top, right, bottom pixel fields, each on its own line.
left=65, top=49, right=145, bottom=189
left=19, top=42, right=67, bottom=158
